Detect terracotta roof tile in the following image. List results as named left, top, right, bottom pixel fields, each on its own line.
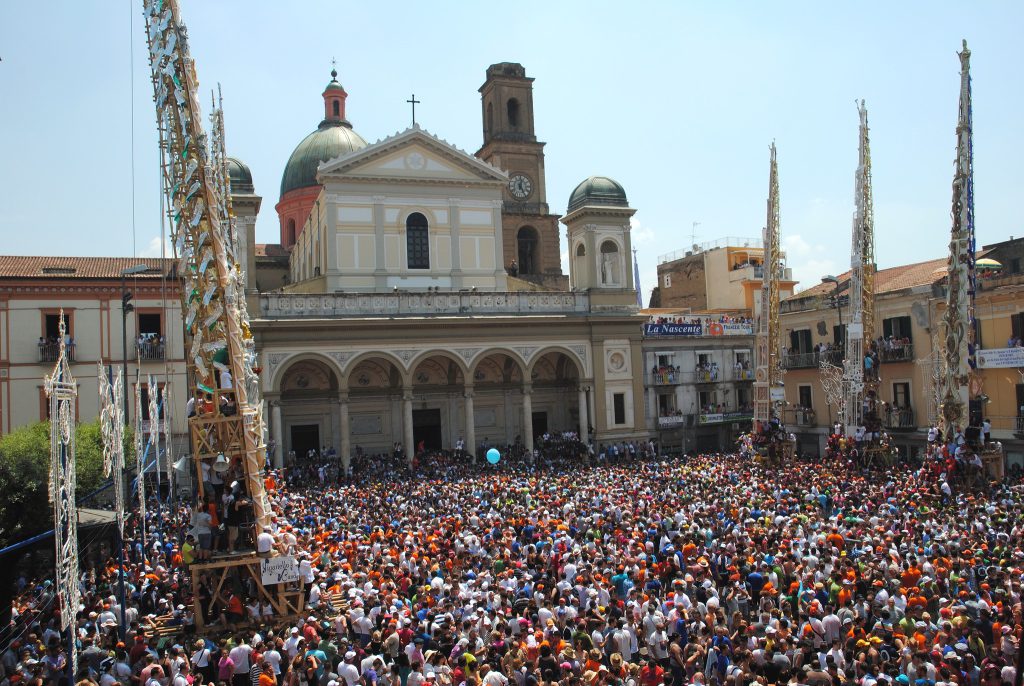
left=786, top=256, right=948, bottom=301
left=0, top=256, right=174, bottom=280
left=255, top=243, right=290, bottom=258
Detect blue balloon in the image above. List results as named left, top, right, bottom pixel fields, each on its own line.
left=486, top=448, right=501, bottom=464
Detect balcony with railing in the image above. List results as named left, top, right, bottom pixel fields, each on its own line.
left=40, top=341, right=74, bottom=363
left=782, top=347, right=844, bottom=370
left=782, top=407, right=817, bottom=427
left=878, top=343, right=914, bottom=363
left=137, top=340, right=166, bottom=361
left=651, top=370, right=680, bottom=385
left=734, top=368, right=755, bottom=381
left=882, top=407, right=916, bottom=431
left=695, top=368, right=722, bottom=383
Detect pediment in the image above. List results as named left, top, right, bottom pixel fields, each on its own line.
left=318, top=127, right=507, bottom=185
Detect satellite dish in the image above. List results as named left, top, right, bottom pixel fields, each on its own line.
left=816, top=321, right=828, bottom=336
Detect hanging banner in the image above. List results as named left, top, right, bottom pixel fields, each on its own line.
left=720, top=323, right=753, bottom=335
left=976, top=347, right=1024, bottom=369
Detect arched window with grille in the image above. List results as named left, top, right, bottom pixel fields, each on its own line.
left=517, top=226, right=539, bottom=275
left=406, top=212, right=430, bottom=269
left=507, top=98, right=520, bottom=128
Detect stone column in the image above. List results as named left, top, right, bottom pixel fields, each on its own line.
left=522, top=385, right=534, bottom=452
left=464, top=387, right=476, bottom=461
left=402, top=388, right=415, bottom=465
left=491, top=199, right=507, bottom=288
left=339, top=392, right=351, bottom=471
left=270, top=400, right=283, bottom=468
left=373, top=195, right=387, bottom=288
left=587, top=383, right=597, bottom=438
left=578, top=386, right=589, bottom=439
left=449, top=198, right=463, bottom=288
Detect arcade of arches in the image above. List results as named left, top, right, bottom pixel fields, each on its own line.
left=264, top=348, right=593, bottom=467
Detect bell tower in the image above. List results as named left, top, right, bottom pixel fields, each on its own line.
left=476, top=63, right=567, bottom=290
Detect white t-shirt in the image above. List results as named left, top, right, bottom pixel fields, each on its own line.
left=264, top=650, right=282, bottom=675
left=257, top=532, right=275, bottom=554
left=229, top=644, right=252, bottom=673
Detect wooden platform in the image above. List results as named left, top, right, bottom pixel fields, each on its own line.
left=189, top=554, right=305, bottom=631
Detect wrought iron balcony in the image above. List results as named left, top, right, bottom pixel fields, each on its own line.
left=879, top=343, right=914, bottom=363
left=651, top=370, right=680, bottom=385
left=137, top=341, right=166, bottom=361
left=40, top=342, right=74, bottom=363
left=782, top=351, right=818, bottom=369
left=882, top=407, right=916, bottom=431
left=782, top=408, right=817, bottom=427
left=695, top=369, right=722, bottom=383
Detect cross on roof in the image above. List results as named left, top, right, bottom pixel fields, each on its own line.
left=407, top=94, right=421, bottom=127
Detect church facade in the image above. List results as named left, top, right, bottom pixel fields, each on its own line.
left=235, top=63, right=649, bottom=466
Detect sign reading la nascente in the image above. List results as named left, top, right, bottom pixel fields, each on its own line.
left=643, top=322, right=753, bottom=337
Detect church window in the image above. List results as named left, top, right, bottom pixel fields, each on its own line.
left=287, top=218, right=296, bottom=246
left=332, top=100, right=340, bottom=117
left=575, top=244, right=586, bottom=257
left=406, top=212, right=430, bottom=269
left=507, top=98, right=520, bottom=128
left=517, top=226, right=539, bottom=275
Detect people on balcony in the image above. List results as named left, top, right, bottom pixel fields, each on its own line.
left=694, top=360, right=719, bottom=381
left=38, top=334, right=76, bottom=361
left=137, top=333, right=166, bottom=360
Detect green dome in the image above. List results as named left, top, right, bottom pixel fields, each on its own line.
left=324, top=68, right=346, bottom=92
left=226, top=157, right=253, bottom=193
left=280, top=121, right=368, bottom=196
left=567, top=175, right=628, bottom=212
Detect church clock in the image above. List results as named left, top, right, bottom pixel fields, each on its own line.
left=508, top=173, right=532, bottom=199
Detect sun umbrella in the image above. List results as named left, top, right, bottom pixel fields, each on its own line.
left=976, top=258, right=1003, bottom=270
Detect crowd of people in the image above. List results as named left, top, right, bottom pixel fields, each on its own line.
left=4, top=440, right=1023, bottom=686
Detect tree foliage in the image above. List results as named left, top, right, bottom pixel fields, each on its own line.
left=0, top=420, right=134, bottom=549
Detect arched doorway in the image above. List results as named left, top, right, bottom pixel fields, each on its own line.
left=409, top=354, right=467, bottom=451
left=471, top=351, right=526, bottom=451
left=530, top=350, right=584, bottom=440
left=279, top=358, right=339, bottom=460
left=345, top=355, right=404, bottom=458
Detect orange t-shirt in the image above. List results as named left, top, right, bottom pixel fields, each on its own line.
left=259, top=673, right=277, bottom=686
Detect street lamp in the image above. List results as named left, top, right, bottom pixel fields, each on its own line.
left=821, top=275, right=843, bottom=327
left=121, top=264, right=150, bottom=424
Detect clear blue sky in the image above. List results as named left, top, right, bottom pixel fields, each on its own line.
left=1, top=2, right=1021, bottom=298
